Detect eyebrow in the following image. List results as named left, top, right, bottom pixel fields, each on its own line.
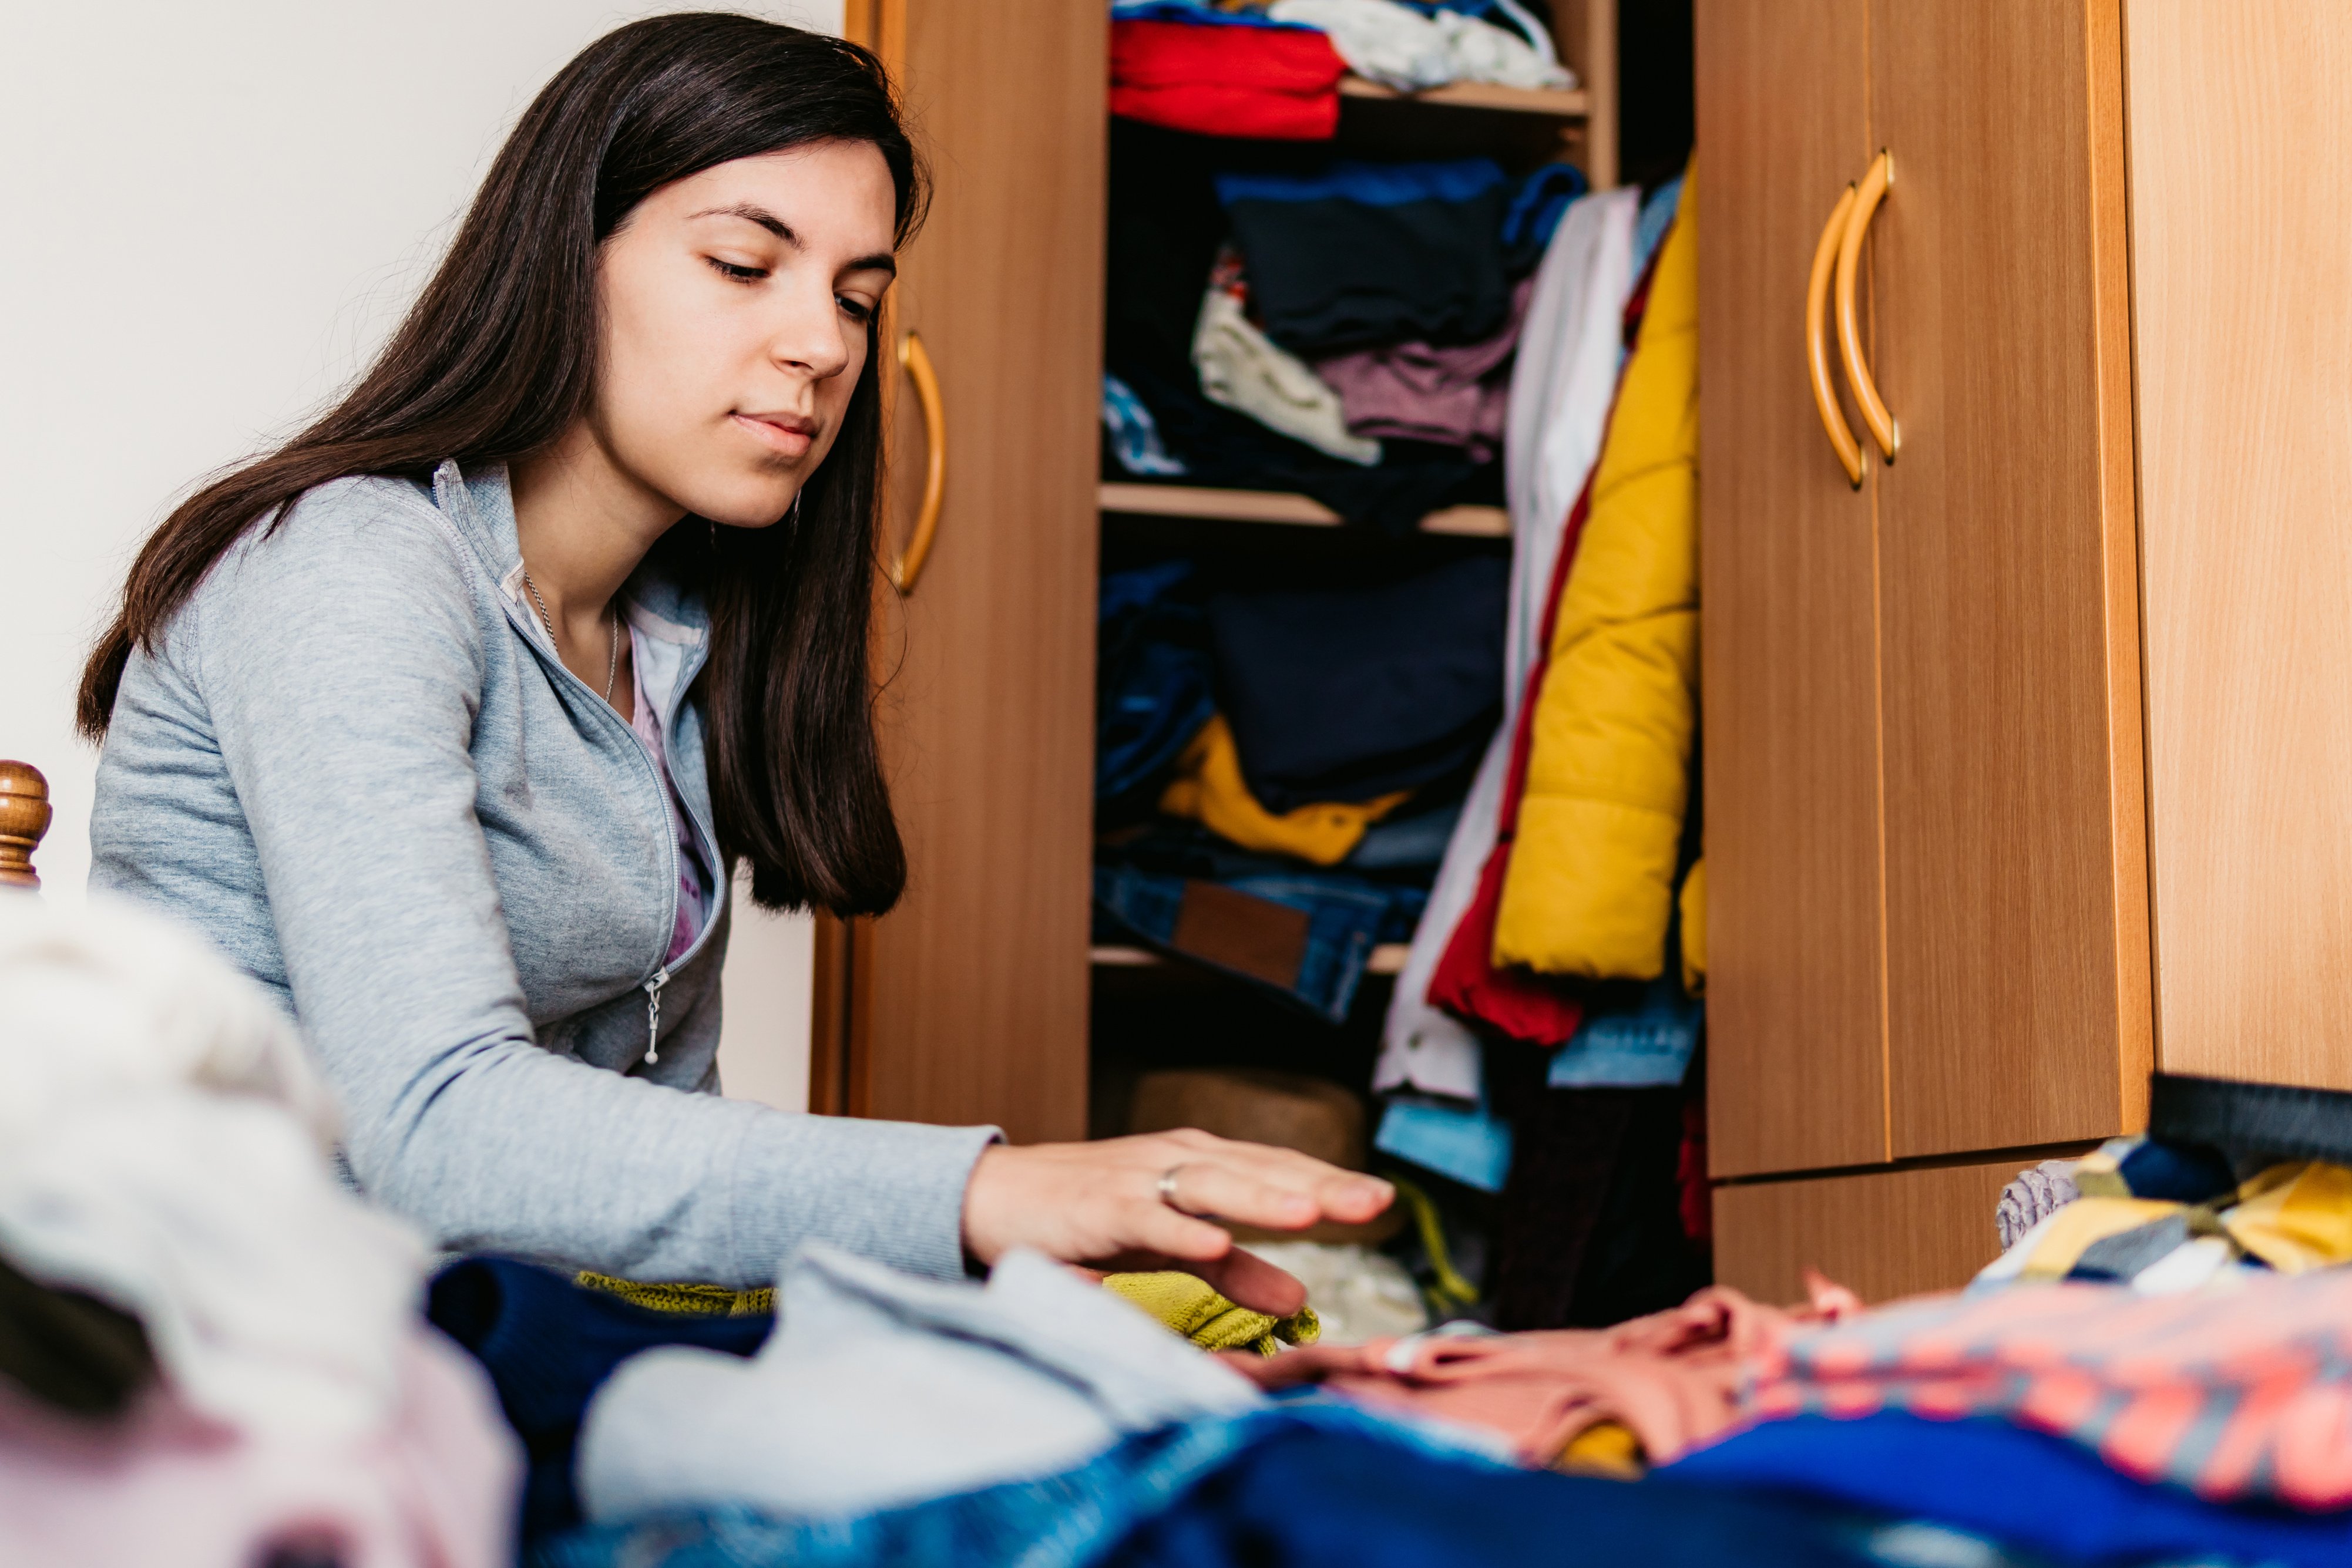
left=686, top=203, right=897, bottom=277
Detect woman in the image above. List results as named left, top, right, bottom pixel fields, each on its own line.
left=81, top=14, right=1385, bottom=1307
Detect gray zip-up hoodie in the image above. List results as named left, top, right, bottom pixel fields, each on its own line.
left=90, top=460, right=997, bottom=1287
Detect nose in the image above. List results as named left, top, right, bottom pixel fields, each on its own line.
left=765, top=273, right=855, bottom=382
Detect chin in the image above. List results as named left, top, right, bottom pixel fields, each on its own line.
left=681, top=472, right=806, bottom=530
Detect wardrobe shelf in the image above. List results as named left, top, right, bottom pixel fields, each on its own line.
left=1098, top=482, right=1509, bottom=538
left=1091, top=942, right=1411, bottom=976
left=1338, top=75, right=1589, bottom=117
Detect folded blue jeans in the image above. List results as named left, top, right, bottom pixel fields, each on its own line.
left=1093, top=862, right=1422, bottom=1023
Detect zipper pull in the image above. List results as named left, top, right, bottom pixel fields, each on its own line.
left=644, top=969, right=668, bottom=1065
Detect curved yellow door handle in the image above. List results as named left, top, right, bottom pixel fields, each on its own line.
left=888, top=329, right=946, bottom=594
left=1807, top=183, right=1864, bottom=489
left=1835, top=149, right=1899, bottom=462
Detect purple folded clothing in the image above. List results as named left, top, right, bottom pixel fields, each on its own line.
left=1312, top=277, right=1531, bottom=460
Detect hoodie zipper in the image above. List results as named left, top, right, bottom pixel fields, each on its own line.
left=496, top=586, right=715, bottom=1070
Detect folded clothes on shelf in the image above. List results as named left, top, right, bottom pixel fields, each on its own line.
left=1217, top=159, right=1514, bottom=353
left=1103, top=373, right=1188, bottom=477
left=1160, top=714, right=1408, bottom=866
left=1110, top=14, right=1346, bottom=141
left=1265, top=0, right=1573, bottom=93
left=1312, top=274, right=1531, bottom=461
left=1194, top=245, right=1380, bottom=464
left=1208, top=554, right=1507, bottom=812
left=1097, top=561, right=1214, bottom=810
left=1096, top=820, right=1427, bottom=1019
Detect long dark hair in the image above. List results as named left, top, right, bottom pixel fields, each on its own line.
left=79, top=13, right=926, bottom=916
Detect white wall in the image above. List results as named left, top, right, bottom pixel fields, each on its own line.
left=0, top=0, right=842, bottom=1112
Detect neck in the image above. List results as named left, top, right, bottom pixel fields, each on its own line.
left=509, top=420, right=687, bottom=631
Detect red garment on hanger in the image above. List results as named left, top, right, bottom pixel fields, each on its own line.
left=1110, top=19, right=1346, bottom=141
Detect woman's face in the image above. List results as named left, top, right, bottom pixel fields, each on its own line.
left=592, top=140, right=898, bottom=529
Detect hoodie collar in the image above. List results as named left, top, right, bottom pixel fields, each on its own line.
left=429, top=458, right=709, bottom=645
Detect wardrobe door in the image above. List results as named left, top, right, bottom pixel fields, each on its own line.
left=1695, top=0, right=1886, bottom=1178
left=1866, top=0, right=2149, bottom=1156
left=2126, top=6, right=2352, bottom=1093
left=821, top=0, right=1105, bottom=1143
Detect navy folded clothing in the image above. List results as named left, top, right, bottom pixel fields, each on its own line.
left=1216, top=159, right=1512, bottom=352
left=1110, top=1424, right=1890, bottom=1568
left=1208, top=555, right=1507, bottom=811
left=1097, top=562, right=1214, bottom=809
left=427, top=1257, right=773, bottom=1542
left=1666, top=1411, right=2352, bottom=1568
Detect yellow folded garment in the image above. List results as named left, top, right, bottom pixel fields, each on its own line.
left=1558, top=1420, right=1645, bottom=1479
left=2220, top=1162, right=2352, bottom=1274
left=2017, top=1197, right=2183, bottom=1281
left=1104, top=1270, right=1319, bottom=1357
left=575, top=1271, right=776, bottom=1317
left=1158, top=714, right=1409, bottom=866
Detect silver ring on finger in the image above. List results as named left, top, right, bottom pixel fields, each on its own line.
left=1157, top=1163, right=1192, bottom=1214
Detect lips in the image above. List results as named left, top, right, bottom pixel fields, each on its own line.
left=733, top=412, right=817, bottom=459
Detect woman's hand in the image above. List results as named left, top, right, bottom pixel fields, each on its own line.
left=960, top=1129, right=1393, bottom=1317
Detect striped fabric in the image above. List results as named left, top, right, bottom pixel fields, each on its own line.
left=1747, top=1270, right=2352, bottom=1509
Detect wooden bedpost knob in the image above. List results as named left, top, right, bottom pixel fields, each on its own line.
left=0, top=762, right=51, bottom=891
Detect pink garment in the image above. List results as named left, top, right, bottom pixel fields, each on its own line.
left=1232, top=1277, right=1860, bottom=1466
left=0, top=1327, right=519, bottom=1568
left=629, top=631, right=713, bottom=964
left=1312, top=276, right=1534, bottom=460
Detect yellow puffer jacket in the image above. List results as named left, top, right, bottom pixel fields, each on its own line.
left=1492, top=175, right=1698, bottom=980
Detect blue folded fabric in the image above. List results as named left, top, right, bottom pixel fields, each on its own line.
left=1110, top=0, right=1316, bottom=27
left=1103, top=373, right=1188, bottom=478
left=1501, top=162, right=1590, bottom=267
left=1666, top=1411, right=2352, bottom=1568
left=1375, top=1097, right=1515, bottom=1193
left=1546, top=973, right=1703, bottom=1088
left=1634, top=175, right=1684, bottom=277
left=1093, top=860, right=1422, bottom=1022
left=1215, top=157, right=1508, bottom=210
left=1096, top=562, right=1212, bottom=804
left=1345, top=797, right=1465, bottom=872
left=533, top=1401, right=1901, bottom=1568
left=1110, top=1424, right=1894, bottom=1568
left=427, top=1257, right=773, bottom=1543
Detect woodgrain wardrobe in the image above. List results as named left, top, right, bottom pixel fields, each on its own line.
left=1698, top=0, right=2352, bottom=1300
left=817, top=0, right=2352, bottom=1304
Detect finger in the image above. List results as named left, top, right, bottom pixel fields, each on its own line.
left=1162, top=1162, right=1321, bottom=1230
left=1172, top=1148, right=1395, bottom=1226
left=1125, top=1199, right=1238, bottom=1264
left=1183, top=1248, right=1309, bottom=1317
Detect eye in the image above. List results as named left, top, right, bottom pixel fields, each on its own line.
left=836, top=295, right=876, bottom=324
left=707, top=257, right=767, bottom=282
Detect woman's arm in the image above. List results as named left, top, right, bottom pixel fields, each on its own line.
left=194, top=491, right=994, bottom=1287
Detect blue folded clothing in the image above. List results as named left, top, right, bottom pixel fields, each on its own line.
left=532, top=1402, right=1909, bottom=1568
left=1215, top=159, right=1513, bottom=351
left=1666, top=1411, right=2352, bottom=1568
left=1213, top=157, right=1508, bottom=210
left=428, top=1257, right=773, bottom=1542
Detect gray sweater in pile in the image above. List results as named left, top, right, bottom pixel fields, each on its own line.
left=90, top=460, right=997, bottom=1288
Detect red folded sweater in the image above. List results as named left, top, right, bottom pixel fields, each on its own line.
left=1110, top=19, right=1345, bottom=140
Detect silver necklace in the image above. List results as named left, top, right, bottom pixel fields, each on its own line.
left=521, top=567, right=619, bottom=702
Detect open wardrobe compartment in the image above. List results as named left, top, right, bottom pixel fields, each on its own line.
left=814, top=0, right=2352, bottom=1308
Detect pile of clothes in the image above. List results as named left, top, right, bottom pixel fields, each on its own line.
left=1103, top=2, right=1590, bottom=535
left=1093, top=551, right=1506, bottom=1022
left=0, top=894, right=516, bottom=1567
left=22, top=891, right=2352, bottom=1568
left=1110, top=0, right=1574, bottom=143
